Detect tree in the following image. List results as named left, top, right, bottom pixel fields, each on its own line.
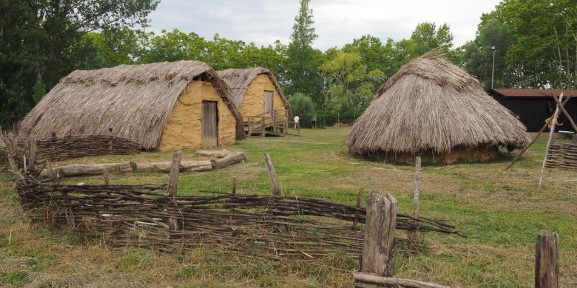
left=0, top=0, right=159, bottom=127
left=461, top=18, right=511, bottom=89
left=321, top=50, right=384, bottom=121
left=397, top=22, right=454, bottom=61
left=288, top=93, right=316, bottom=128
left=477, top=0, right=577, bottom=88
left=285, top=0, right=323, bottom=104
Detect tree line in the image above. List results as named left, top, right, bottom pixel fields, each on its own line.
left=2, top=0, right=575, bottom=128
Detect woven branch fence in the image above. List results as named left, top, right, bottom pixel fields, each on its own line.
left=546, top=143, right=577, bottom=169
left=32, top=135, right=141, bottom=161
left=2, top=134, right=141, bottom=165
left=16, top=180, right=461, bottom=259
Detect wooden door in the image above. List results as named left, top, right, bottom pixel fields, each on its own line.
left=202, top=101, right=218, bottom=147
left=264, top=91, right=273, bottom=116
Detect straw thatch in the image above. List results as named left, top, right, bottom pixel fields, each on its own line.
left=217, top=67, right=290, bottom=113
left=346, top=52, right=531, bottom=159
left=19, top=61, right=245, bottom=150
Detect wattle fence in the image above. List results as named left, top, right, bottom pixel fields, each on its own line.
left=16, top=179, right=460, bottom=258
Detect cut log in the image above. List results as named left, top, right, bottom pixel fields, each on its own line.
left=50, top=161, right=134, bottom=178
left=135, top=160, right=213, bottom=173
left=354, top=272, right=449, bottom=288
left=212, top=152, right=246, bottom=169
left=196, top=149, right=230, bottom=158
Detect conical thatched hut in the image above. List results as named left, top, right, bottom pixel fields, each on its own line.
left=346, top=52, right=531, bottom=164
left=20, top=61, right=245, bottom=151
left=217, top=67, right=290, bottom=136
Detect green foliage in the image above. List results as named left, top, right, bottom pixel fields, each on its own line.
left=0, top=0, right=159, bottom=127
left=397, top=22, right=454, bottom=60
left=285, top=0, right=323, bottom=104
left=461, top=18, right=511, bottom=90
left=32, top=74, right=46, bottom=103
left=463, top=0, right=577, bottom=88
left=321, top=51, right=382, bottom=120
left=288, top=93, right=316, bottom=128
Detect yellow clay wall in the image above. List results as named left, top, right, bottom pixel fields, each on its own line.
left=239, top=74, right=287, bottom=118
left=158, top=81, right=237, bottom=151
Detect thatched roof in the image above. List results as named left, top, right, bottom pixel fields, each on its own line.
left=346, top=52, right=531, bottom=155
left=19, top=61, right=245, bottom=150
left=217, top=67, right=291, bottom=113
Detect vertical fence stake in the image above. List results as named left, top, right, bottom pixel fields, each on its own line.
left=28, top=139, right=37, bottom=172
left=535, top=230, right=559, bottom=288
left=409, top=156, right=421, bottom=248
left=167, top=150, right=182, bottom=230
left=539, top=94, right=563, bottom=187
left=353, top=188, right=363, bottom=230
left=167, top=150, right=182, bottom=197
left=361, top=191, right=397, bottom=277
left=264, top=153, right=282, bottom=197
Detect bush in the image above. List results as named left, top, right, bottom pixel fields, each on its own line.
left=288, top=93, right=316, bottom=128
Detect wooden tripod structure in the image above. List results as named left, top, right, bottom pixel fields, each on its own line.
left=504, top=93, right=577, bottom=171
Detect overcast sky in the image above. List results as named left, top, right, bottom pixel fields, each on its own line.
left=147, top=0, right=502, bottom=51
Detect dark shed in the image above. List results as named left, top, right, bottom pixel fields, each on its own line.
left=490, top=89, right=577, bottom=132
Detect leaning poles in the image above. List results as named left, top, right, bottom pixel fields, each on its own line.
left=538, top=93, right=563, bottom=187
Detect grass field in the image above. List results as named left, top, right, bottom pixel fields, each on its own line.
left=1, top=127, right=576, bottom=287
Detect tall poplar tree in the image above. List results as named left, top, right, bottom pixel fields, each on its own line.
left=285, top=0, right=323, bottom=104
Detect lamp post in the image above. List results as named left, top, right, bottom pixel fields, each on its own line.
left=491, top=46, right=496, bottom=89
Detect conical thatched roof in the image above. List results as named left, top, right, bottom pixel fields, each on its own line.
left=19, top=61, right=245, bottom=150
left=217, top=67, right=290, bottom=112
left=346, top=52, right=531, bottom=156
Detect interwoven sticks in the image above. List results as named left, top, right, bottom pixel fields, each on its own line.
left=33, top=135, right=140, bottom=161
left=17, top=181, right=461, bottom=259
left=546, top=143, right=577, bottom=169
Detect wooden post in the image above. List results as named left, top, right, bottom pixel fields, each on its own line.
left=539, top=94, right=563, bottom=187
left=409, top=156, right=421, bottom=247
left=231, top=176, right=237, bottom=194
left=353, top=188, right=363, bottom=230
left=361, top=192, right=397, bottom=277
left=167, top=150, right=182, bottom=231
left=535, top=231, right=559, bottom=288
left=263, top=153, right=281, bottom=197
left=28, top=138, right=37, bottom=172
left=167, top=149, right=182, bottom=197
left=261, top=116, right=266, bottom=137
left=103, top=169, right=110, bottom=185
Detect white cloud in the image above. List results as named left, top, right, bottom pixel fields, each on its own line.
left=146, top=0, right=501, bottom=50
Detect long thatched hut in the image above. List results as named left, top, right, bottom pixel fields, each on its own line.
left=20, top=61, right=245, bottom=151
left=217, top=67, right=290, bottom=136
left=346, top=52, right=531, bottom=163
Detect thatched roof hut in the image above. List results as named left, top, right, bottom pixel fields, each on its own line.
left=217, top=67, right=291, bottom=118
left=346, top=52, right=531, bottom=163
left=20, top=61, right=245, bottom=151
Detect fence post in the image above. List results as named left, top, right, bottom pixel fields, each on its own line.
left=409, top=156, right=421, bottom=249
left=263, top=153, right=282, bottom=197
left=535, top=230, right=559, bottom=288
left=167, top=149, right=182, bottom=197
left=361, top=191, right=397, bottom=277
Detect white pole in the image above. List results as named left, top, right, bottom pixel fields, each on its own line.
left=539, top=93, right=563, bottom=187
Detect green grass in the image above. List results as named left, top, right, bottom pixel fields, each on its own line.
left=1, top=128, right=577, bottom=287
